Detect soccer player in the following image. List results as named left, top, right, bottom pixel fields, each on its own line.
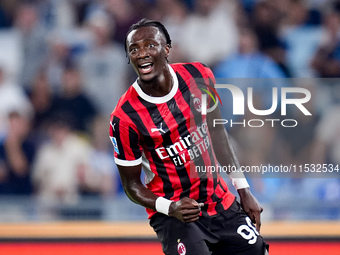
left=109, top=18, right=269, bottom=255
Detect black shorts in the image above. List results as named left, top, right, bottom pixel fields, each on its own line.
left=150, top=198, right=269, bottom=255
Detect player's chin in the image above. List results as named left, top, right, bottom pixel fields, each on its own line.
left=139, top=73, right=157, bottom=83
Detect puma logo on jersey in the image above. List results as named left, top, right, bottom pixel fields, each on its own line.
left=110, top=122, right=116, bottom=131
left=151, top=123, right=166, bottom=134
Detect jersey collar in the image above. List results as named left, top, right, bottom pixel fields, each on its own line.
left=132, top=65, right=178, bottom=104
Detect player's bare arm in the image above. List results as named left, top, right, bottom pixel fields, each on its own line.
left=117, top=164, right=158, bottom=209
left=207, top=104, right=263, bottom=232
left=117, top=164, right=202, bottom=223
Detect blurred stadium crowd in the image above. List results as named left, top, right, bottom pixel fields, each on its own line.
left=0, top=0, right=340, bottom=221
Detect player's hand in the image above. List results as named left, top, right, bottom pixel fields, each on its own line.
left=168, top=197, right=204, bottom=223
left=238, top=188, right=263, bottom=232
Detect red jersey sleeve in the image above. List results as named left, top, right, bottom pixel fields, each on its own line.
left=109, top=115, right=143, bottom=166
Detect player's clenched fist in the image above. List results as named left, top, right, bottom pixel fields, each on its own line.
left=168, top=197, right=204, bottom=223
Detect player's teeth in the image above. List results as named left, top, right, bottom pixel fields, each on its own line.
left=140, top=64, right=152, bottom=73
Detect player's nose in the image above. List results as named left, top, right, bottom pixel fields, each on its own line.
left=137, top=47, right=149, bottom=58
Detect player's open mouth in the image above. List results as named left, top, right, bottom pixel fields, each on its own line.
left=139, top=63, right=154, bottom=74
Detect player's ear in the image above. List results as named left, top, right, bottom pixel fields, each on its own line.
left=165, top=44, right=170, bottom=59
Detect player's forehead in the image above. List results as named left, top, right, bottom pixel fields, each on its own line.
left=126, top=26, right=166, bottom=46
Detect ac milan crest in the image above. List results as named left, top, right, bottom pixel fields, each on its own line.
left=177, top=240, right=186, bottom=255
left=193, top=97, right=202, bottom=112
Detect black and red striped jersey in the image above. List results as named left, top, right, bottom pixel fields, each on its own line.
left=109, top=62, right=235, bottom=218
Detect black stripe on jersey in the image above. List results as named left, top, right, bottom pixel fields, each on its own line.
left=176, top=72, right=192, bottom=116
left=212, top=194, right=225, bottom=213
left=182, top=64, right=219, bottom=174
left=181, top=64, right=221, bottom=201
left=121, top=100, right=174, bottom=199
left=137, top=96, right=191, bottom=199
left=177, top=67, right=208, bottom=203
left=166, top=96, right=192, bottom=199
left=183, top=63, right=203, bottom=81
left=112, top=116, right=125, bottom=160
left=129, top=127, right=141, bottom=160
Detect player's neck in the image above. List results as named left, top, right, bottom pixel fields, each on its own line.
left=137, top=67, right=173, bottom=97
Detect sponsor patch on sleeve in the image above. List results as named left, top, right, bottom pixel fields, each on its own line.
left=110, top=136, right=120, bottom=155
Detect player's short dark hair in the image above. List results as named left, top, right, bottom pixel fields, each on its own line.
left=124, top=18, right=172, bottom=56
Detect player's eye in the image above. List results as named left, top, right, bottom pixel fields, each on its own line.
left=129, top=48, right=137, bottom=53
left=148, top=44, right=156, bottom=48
